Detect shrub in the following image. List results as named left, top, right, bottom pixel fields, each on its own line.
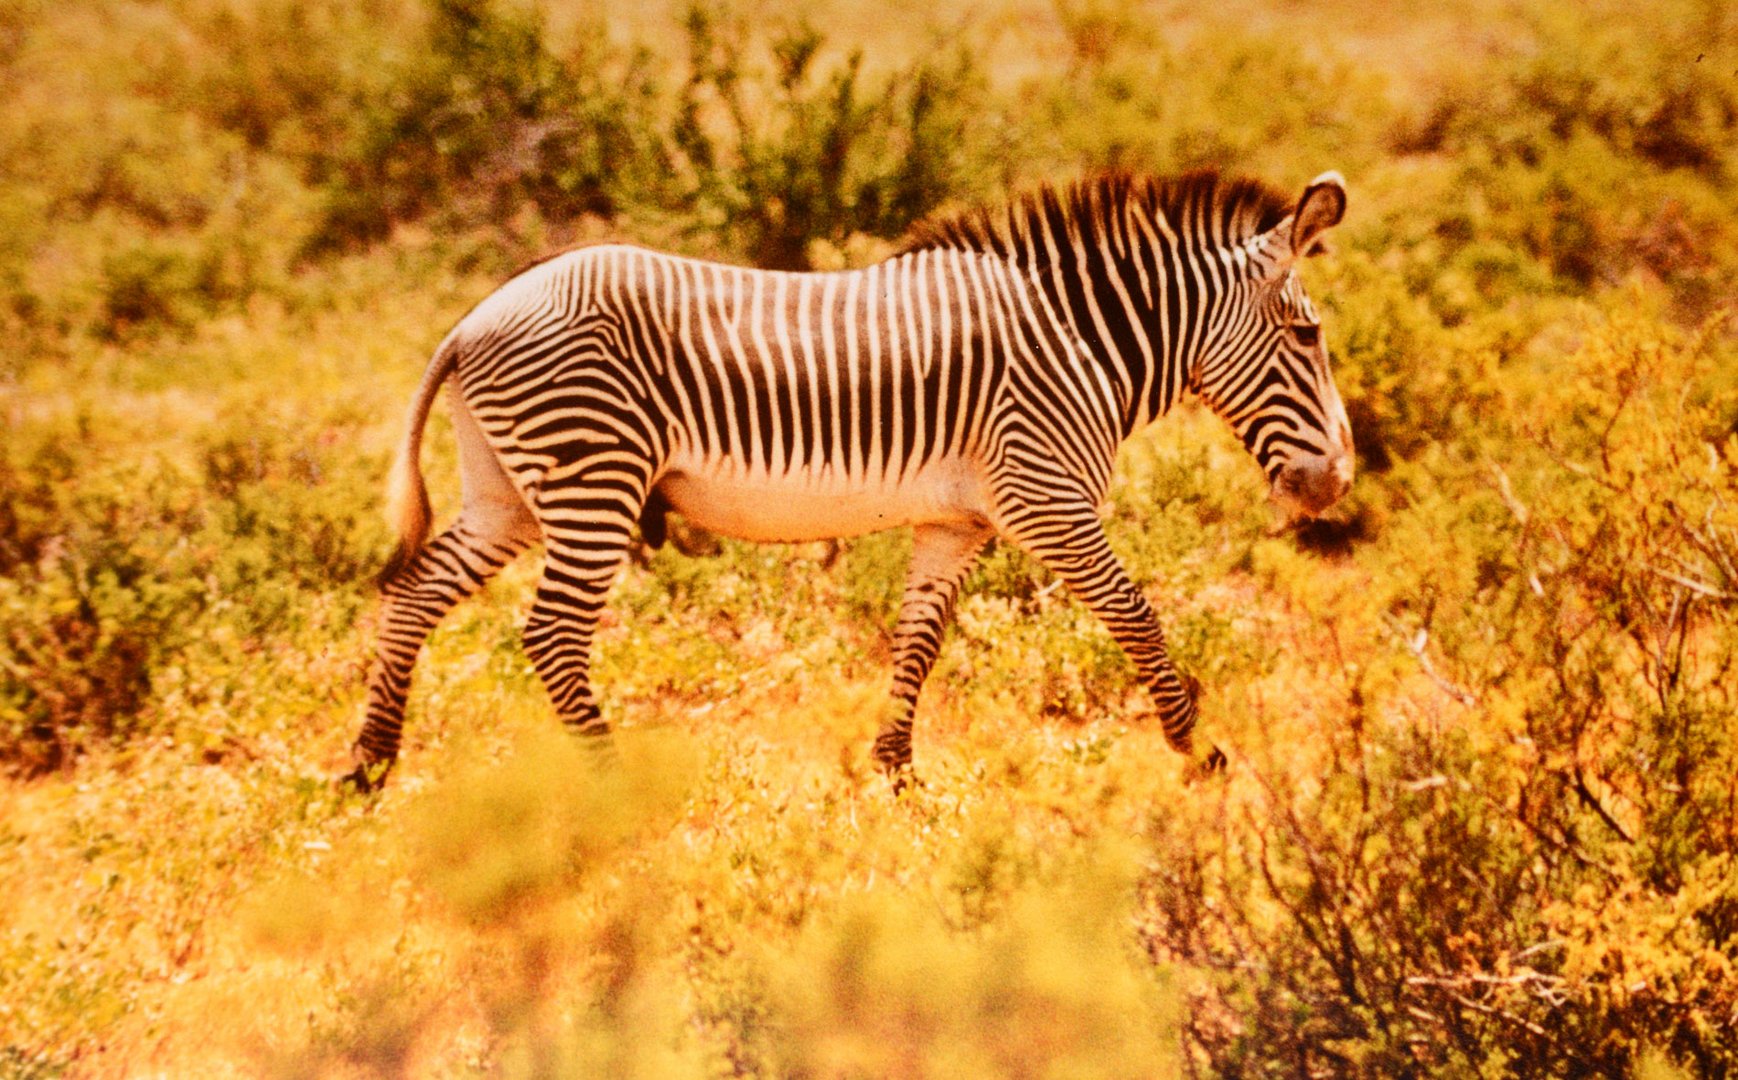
left=1390, top=0, right=1738, bottom=314
left=0, top=9, right=324, bottom=343
left=325, top=0, right=672, bottom=248
left=4, top=4, right=1738, bottom=1075
left=1402, top=2, right=1738, bottom=181
left=1021, top=3, right=1391, bottom=181
left=671, top=4, right=994, bottom=268
left=0, top=440, right=206, bottom=773
left=0, top=397, right=386, bottom=773
left=1141, top=308, right=1738, bottom=1077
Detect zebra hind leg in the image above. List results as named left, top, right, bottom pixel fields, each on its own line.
left=344, top=515, right=535, bottom=792
left=872, top=522, right=991, bottom=789
left=521, top=479, right=645, bottom=758
left=344, top=395, right=539, bottom=793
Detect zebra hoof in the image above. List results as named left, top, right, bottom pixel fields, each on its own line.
left=875, top=751, right=922, bottom=795
left=336, top=758, right=393, bottom=795
left=888, top=768, right=925, bottom=797
left=1188, top=745, right=1229, bottom=781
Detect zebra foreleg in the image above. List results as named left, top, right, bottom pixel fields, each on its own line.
left=872, top=523, right=992, bottom=786
left=345, top=523, right=534, bottom=791
left=1013, top=514, right=1226, bottom=773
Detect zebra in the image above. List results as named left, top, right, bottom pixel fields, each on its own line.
left=343, top=169, right=1354, bottom=791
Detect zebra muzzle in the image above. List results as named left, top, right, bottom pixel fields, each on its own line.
left=1271, top=452, right=1354, bottom=520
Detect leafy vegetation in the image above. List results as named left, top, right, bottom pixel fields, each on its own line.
left=2, top=0, right=1735, bottom=1076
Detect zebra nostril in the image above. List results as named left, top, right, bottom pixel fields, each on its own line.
left=1331, top=462, right=1353, bottom=503
left=1331, top=454, right=1353, bottom=499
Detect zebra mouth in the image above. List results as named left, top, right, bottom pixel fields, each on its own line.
left=1268, top=482, right=1320, bottom=526
left=1269, top=455, right=1353, bottom=521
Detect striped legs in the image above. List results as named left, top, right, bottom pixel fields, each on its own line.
left=1013, top=510, right=1224, bottom=769
left=521, top=543, right=630, bottom=744
left=520, top=462, right=649, bottom=749
left=347, top=521, right=533, bottom=789
left=872, top=523, right=991, bottom=780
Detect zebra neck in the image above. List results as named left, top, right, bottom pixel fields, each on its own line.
left=1019, top=246, right=1216, bottom=441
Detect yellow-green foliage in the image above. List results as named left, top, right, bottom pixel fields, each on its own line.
left=3, top=0, right=1737, bottom=1077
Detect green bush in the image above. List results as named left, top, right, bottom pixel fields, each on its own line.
left=324, top=0, right=671, bottom=248
left=0, top=398, right=385, bottom=773
left=1390, top=0, right=1738, bottom=314
left=1021, top=2, right=1391, bottom=181
left=1399, top=2, right=1738, bottom=181
left=670, top=5, right=993, bottom=268
left=0, top=439, right=204, bottom=773
left=0, top=13, right=322, bottom=343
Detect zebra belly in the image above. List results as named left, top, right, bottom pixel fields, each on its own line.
left=656, top=457, right=991, bottom=543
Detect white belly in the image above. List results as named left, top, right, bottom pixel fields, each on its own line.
left=657, top=455, right=991, bottom=542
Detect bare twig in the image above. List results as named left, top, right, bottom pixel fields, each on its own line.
left=1571, top=764, right=1635, bottom=844
left=1449, top=992, right=1556, bottom=1042
left=1489, top=463, right=1530, bottom=526
left=1384, top=616, right=1478, bottom=707
left=1643, top=562, right=1734, bottom=601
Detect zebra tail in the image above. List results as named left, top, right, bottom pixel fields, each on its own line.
left=377, top=336, right=459, bottom=589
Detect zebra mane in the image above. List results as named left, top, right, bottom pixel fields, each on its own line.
left=896, top=170, right=1295, bottom=264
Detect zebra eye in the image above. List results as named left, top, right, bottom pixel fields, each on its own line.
left=1290, top=323, right=1321, bottom=348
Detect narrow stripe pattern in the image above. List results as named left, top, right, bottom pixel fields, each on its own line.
left=347, top=169, right=1354, bottom=787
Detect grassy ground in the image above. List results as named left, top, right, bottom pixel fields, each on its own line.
left=3, top=1, right=1737, bottom=1076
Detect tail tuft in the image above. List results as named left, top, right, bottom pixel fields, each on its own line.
left=375, top=456, right=431, bottom=589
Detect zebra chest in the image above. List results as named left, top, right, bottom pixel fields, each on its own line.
left=655, top=455, right=991, bottom=543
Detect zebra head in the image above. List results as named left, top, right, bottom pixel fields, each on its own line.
left=1194, top=172, right=1354, bottom=520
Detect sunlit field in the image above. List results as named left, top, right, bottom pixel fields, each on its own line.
left=2, top=1, right=1735, bottom=1076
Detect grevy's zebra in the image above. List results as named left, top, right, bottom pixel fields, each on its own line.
left=344, top=169, right=1354, bottom=790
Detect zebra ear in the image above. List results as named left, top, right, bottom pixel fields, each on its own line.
left=1291, top=171, right=1347, bottom=258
